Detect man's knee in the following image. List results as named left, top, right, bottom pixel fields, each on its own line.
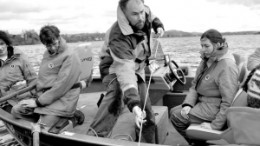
left=170, top=106, right=189, bottom=127
left=170, top=106, right=182, bottom=121
left=39, top=115, right=60, bottom=127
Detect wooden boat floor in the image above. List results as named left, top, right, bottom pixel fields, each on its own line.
left=71, top=92, right=189, bottom=145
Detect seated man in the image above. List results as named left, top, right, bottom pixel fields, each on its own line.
left=11, top=25, right=83, bottom=127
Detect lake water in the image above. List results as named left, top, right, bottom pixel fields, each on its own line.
left=16, top=35, right=260, bottom=76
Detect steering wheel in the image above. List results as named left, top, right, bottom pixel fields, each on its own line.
left=168, top=60, right=186, bottom=85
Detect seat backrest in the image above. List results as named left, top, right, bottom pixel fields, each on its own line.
left=231, top=88, right=247, bottom=107
left=233, top=53, right=248, bottom=85
left=74, top=43, right=93, bottom=81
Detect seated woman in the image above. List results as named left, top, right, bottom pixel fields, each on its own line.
left=170, top=29, right=239, bottom=139
left=11, top=25, right=83, bottom=127
left=0, top=30, right=37, bottom=108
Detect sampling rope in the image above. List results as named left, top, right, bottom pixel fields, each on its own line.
left=138, top=37, right=161, bottom=146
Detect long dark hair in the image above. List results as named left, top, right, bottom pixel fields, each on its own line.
left=0, top=30, right=14, bottom=58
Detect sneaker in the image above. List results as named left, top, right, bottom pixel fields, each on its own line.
left=74, top=110, right=85, bottom=125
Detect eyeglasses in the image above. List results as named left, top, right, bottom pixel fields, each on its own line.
left=45, top=40, right=59, bottom=49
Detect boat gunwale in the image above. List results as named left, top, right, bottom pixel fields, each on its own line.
left=0, top=101, right=168, bottom=146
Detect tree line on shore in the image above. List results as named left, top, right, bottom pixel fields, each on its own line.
left=8, top=30, right=106, bottom=46
left=7, top=29, right=260, bottom=46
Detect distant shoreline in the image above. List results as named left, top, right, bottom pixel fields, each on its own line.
left=9, top=30, right=260, bottom=46
left=162, top=30, right=260, bottom=38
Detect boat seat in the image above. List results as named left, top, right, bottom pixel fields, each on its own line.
left=186, top=88, right=248, bottom=141
left=233, top=53, right=248, bottom=85
left=109, top=106, right=169, bottom=144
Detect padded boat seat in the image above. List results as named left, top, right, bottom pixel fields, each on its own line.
left=109, top=106, right=169, bottom=144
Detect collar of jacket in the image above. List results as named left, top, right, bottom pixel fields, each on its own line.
left=203, top=51, right=235, bottom=68
left=203, top=44, right=234, bottom=63
left=1, top=48, right=21, bottom=66
left=117, top=5, right=152, bottom=36
left=217, top=52, right=235, bottom=62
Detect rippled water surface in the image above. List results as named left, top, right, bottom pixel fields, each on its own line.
left=17, top=35, right=260, bottom=76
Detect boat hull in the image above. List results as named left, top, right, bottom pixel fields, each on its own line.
left=0, top=75, right=192, bottom=146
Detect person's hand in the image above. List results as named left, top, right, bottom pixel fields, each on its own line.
left=156, top=27, right=164, bottom=38
left=12, top=80, right=27, bottom=90
left=18, top=99, right=37, bottom=108
left=200, top=122, right=212, bottom=130
left=180, top=106, right=191, bottom=119
left=132, top=106, right=147, bottom=128
left=14, top=80, right=26, bottom=86
left=149, top=60, right=160, bottom=73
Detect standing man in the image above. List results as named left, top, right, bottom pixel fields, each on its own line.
left=11, top=25, right=83, bottom=127
left=88, top=0, right=164, bottom=143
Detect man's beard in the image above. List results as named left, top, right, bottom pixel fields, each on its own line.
left=133, top=21, right=145, bottom=30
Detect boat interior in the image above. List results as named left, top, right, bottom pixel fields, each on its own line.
left=0, top=45, right=256, bottom=146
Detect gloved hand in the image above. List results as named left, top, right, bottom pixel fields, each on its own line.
left=200, top=122, right=212, bottom=130
left=12, top=80, right=27, bottom=90
left=180, top=106, right=191, bottom=120
left=156, top=27, right=164, bottom=38
left=149, top=60, right=160, bottom=73
left=18, top=98, right=37, bottom=108
left=133, top=106, right=146, bottom=128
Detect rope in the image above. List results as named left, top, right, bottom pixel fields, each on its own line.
left=88, top=127, right=98, bottom=137
left=138, top=38, right=161, bottom=146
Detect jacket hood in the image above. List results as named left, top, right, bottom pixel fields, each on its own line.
left=58, top=37, right=67, bottom=54
left=217, top=51, right=235, bottom=62
left=117, top=6, right=134, bottom=35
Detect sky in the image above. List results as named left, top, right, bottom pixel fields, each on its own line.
left=0, top=0, right=260, bottom=34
